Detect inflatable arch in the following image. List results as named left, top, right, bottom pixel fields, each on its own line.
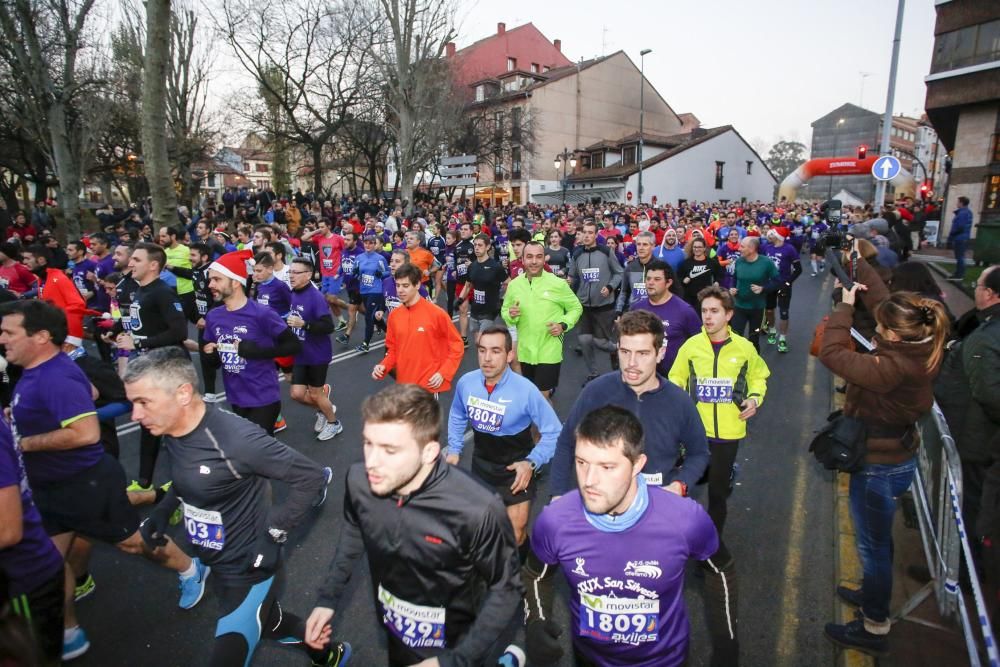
left=778, top=156, right=915, bottom=203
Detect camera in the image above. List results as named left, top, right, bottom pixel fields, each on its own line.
left=823, top=230, right=852, bottom=251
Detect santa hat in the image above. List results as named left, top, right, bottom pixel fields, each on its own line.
left=209, top=249, right=254, bottom=285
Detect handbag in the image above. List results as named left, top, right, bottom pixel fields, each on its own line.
left=809, top=410, right=867, bottom=473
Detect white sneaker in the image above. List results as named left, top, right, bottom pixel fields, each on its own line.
left=203, top=392, right=226, bottom=403
left=314, top=412, right=327, bottom=433
left=317, top=420, right=343, bottom=441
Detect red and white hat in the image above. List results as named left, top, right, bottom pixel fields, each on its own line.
left=209, top=249, right=254, bottom=285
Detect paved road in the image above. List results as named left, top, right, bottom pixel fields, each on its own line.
left=73, top=267, right=838, bottom=666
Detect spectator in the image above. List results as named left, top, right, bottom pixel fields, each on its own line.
left=948, top=196, right=973, bottom=281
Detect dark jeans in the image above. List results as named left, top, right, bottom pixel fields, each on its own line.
left=849, top=459, right=916, bottom=622
left=730, top=308, right=763, bottom=351
left=707, top=440, right=740, bottom=536
left=953, top=239, right=968, bottom=278
left=361, top=293, right=386, bottom=344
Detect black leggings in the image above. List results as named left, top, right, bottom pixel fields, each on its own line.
left=139, top=426, right=160, bottom=487
left=211, top=573, right=324, bottom=667
left=198, top=330, right=218, bottom=394
left=707, top=440, right=741, bottom=536
left=232, top=402, right=282, bottom=437
left=8, top=567, right=64, bottom=666
left=362, top=293, right=386, bottom=344
left=730, top=308, right=763, bottom=351
left=446, top=280, right=457, bottom=316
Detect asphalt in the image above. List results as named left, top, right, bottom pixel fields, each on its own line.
left=72, top=265, right=839, bottom=667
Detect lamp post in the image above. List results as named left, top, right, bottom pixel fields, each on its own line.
left=828, top=117, right=846, bottom=200
left=637, top=48, right=652, bottom=205
left=554, top=147, right=577, bottom=206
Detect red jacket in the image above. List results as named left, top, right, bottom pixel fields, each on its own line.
left=39, top=268, right=87, bottom=346
left=379, top=297, right=464, bottom=392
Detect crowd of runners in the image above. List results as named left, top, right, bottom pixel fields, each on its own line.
left=0, top=191, right=943, bottom=666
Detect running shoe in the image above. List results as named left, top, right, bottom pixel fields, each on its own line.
left=335, top=333, right=349, bottom=345
left=355, top=342, right=369, bottom=354
left=334, top=319, right=348, bottom=332
left=314, top=412, right=327, bottom=433
left=766, top=331, right=777, bottom=346
left=314, top=466, right=334, bottom=507
left=203, top=392, right=226, bottom=404
left=317, top=420, right=344, bottom=441
left=811, top=272, right=818, bottom=277
left=777, top=339, right=788, bottom=353
left=62, top=627, right=90, bottom=661
left=274, top=416, right=288, bottom=433
left=74, top=573, right=96, bottom=602
left=497, top=645, right=526, bottom=666
left=311, top=642, right=352, bottom=666
left=126, top=480, right=153, bottom=493
left=178, top=558, right=210, bottom=610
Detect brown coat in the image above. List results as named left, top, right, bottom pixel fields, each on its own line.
left=819, top=260, right=938, bottom=464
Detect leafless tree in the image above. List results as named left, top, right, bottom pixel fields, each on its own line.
left=142, top=0, right=178, bottom=230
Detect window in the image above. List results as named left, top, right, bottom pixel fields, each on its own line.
left=987, top=175, right=1000, bottom=211
left=530, top=63, right=539, bottom=73
left=931, top=19, right=1000, bottom=73
left=475, top=85, right=485, bottom=102
left=507, top=57, right=516, bottom=71
left=511, top=107, right=522, bottom=142
left=746, top=161, right=753, bottom=175
left=243, top=162, right=250, bottom=171
left=495, top=151, right=505, bottom=180
left=512, top=147, right=521, bottom=180
left=256, top=163, right=268, bottom=172
left=543, top=65, right=550, bottom=72
left=494, top=111, right=504, bottom=142
left=590, top=151, right=604, bottom=169
left=621, top=145, right=638, bottom=166
left=715, top=161, right=725, bottom=190
left=207, top=174, right=216, bottom=187
left=580, top=154, right=591, bottom=170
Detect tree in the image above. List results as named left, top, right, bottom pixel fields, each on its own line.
left=0, top=0, right=106, bottom=237
left=452, top=104, right=538, bottom=193
left=141, top=0, right=178, bottom=230
left=766, top=140, right=808, bottom=183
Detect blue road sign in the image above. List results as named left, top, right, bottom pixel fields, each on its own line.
left=872, top=155, right=901, bottom=181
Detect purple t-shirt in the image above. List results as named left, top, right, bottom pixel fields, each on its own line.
left=12, top=353, right=102, bottom=484
left=630, top=296, right=702, bottom=374
left=0, top=420, right=63, bottom=595
left=290, top=283, right=333, bottom=365
left=71, top=258, right=96, bottom=296
left=254, top=277, right=292, bottom=316
left=532, top=489, right=718, bottom=667
left=715, top=243, right=741, bottom=289
left=204, top=300, right=288, bottom=408
left=381, top=276, right=429, bottom=315
left=764, top=243, right=799, bottom=283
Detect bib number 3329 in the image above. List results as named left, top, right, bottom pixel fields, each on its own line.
left=378, top=584, right=446, bottom=649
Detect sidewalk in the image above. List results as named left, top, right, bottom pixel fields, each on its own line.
left=831, top=267, right=973, bottom=667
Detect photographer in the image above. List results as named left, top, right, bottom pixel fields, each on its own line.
left=818, top=253, right=949, bottom=657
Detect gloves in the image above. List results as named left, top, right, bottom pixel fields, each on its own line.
left=139, top=502, right=174, bottom=548
left=246, top=532, right=283, bottom=574
left=525, top=619, right=563, bottom=665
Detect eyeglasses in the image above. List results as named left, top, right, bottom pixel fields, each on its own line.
left=289, top=270, right=312, bottom=275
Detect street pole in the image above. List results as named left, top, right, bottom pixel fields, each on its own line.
left=874, top=0, right=905, bottom=208
left=637, top=49, right=651, bottom=205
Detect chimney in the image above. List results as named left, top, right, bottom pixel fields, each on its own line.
left=553, top=39, right=561, bottom=52
left=445, top=42, right=455, bottom=57
left=497, top=22, right=505, bottom=35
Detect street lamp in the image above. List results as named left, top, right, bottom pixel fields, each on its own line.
left=637, top=48, right=652, bottom=205
left=829, top=117, right=846, bottom=200
left=555, top=147, right=577, bottom=206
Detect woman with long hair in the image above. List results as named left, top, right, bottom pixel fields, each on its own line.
left=819, top=252, right=950, bottom=657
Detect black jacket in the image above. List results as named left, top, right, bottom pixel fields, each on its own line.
left=317, top=458, right=522, bottom=667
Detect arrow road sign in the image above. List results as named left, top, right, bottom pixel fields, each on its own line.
left=871, top=155, right=901, bottom=182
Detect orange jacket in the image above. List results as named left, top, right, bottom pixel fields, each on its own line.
left=39, top=268, right=87, bottom=346
left=408, top=247, right=435, bottom=283
left=379, top=297, right=464, bottom=392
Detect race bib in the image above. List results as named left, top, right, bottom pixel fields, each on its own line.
left=811, top=230, right=820, bottom=240
left=322, top=258, right=334, bottom=269
left=342, top=258, right=355, bottom=274
left=257, top=294, right=270, bottom=306
left=385, top=296, right=401, bottom=312
left=361, top=274, right=375, bottom=288
left=696, top=377, right=734, bottom=404
left=183, top=504, right=225, bottom=551
left=473, top=289, right=486, bottom=305
left=631, top=282, right=647, bottom=299
left=457, top=263, right=468, bottom=277
left=466, top=395, right=505, bottom=433
left=579, top=593, right=659, bottom=644
left=642, top=472, right=663, bottom=486
left=195, top=298, right=208, bottom=315
left=581, top=268, right=601, bottom=283
left=378, top=584, right=445, bottom=649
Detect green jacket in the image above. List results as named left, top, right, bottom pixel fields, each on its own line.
left=501, top=271, right=582, bottom=364
left=668, top=326, right=770, bottom=440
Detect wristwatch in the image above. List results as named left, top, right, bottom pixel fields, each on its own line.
left=268, top=527, right=288, bottom=544
left=526, top=460, right=538, bottom=474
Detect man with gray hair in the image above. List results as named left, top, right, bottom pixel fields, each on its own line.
left=616, top=230, right=657, bottom=314
left=729, top=236, right=778, bottom=351
left=124, top=348, right=348, bottom=667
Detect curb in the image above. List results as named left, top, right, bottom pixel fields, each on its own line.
left=926, top=260, right=975, bottom=299
left=831, top=374, right=876, bottom=667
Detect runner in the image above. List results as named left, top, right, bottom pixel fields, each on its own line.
left=123, top=348, right=350, bottom=667
left=669, top=285, right=769, bottom=539
left=460, top=233, right=508, bottom=343
left=762, top=230, right=802, bottom=353
left=453, top=221, right=476, bottom=346
left=0, top=300, right=206, bottom=662
left=302, top=219, right=347, bottom=326
left=351, top=234, right=389, bottom=354
left=729, top=236, right=778, bottom=351
left=334, top=231, right=364, bottom=346
left=677, top=236, right=725, bottom=307
left=372, top=263, right=464, bottom=395
left=304, top=384, right=523, bottom=666
left=522, top=405, right=718, bottom=667
left=627, top=259, right=702, bottom=375
left=203, top=250, right=302, bottom=436
left=374, top=249, right=428, bottom=323
left=288, top=257, right=343, bottom=441
left=502, top=240, right=581, bottom=399
left=652, top=227, right=685, bottom=272
left=807, top=218, right=829, bottom=277
left=157, top=226, right=195, bottom=317
left=446, top=325, right=561, bottom=559
left=615, top=230, right=656, bottom=314
left=403, top=230, right=436, bottom=286
left=569, top=220, right=624, bottom=384
left=188, top=243, right=223, bottom=402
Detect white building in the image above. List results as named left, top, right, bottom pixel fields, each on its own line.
left=534, top=126, right=776, bottom=205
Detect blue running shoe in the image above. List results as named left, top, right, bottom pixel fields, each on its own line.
left=62, top=627, right=90, bottom=661
left=178, top=558, right=210, bottom=609
left=314, top=466, right=334, bottom=507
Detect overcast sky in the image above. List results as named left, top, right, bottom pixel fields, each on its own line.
left=456, top=0, right=936, bottom=155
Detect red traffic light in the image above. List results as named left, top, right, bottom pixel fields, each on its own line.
left=857, top=145, right=868, bottom=160
left=919, top=182, right=931, bottom=200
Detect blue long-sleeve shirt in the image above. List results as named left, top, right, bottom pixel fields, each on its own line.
left=550, top=372, right=710, bottom=495
left=448, top=367, right=562, bottom=468
left=950, top=206, right=973, bottom=241
left=353, top=250, right=388, bottom=296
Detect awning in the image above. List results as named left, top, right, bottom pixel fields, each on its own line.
left=474, top=187, right=510, bottom=199
left=530, top=186, right=624, bottom=205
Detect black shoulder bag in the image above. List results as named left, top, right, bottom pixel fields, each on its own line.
left=809, top=410, right=867, bottom=473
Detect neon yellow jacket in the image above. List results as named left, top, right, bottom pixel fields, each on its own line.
left=501, top=271, right=582, bottom=364
left=668, top=326, right=770, bottom=440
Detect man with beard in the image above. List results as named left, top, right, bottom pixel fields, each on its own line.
left=652, top=227, right=685, bottom=273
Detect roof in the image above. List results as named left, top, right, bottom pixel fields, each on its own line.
left=583, top=130, right=690, bottom=152
left=451, top=22, right=572, bottom=89
left=220, top=146, right=272, bottom=161
left=568, top=125, right=776, bottom=183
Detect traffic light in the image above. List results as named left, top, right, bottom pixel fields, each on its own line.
left=857, top=145, right=867, bottom=160
left=919, top=182, right=931, bottom=201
